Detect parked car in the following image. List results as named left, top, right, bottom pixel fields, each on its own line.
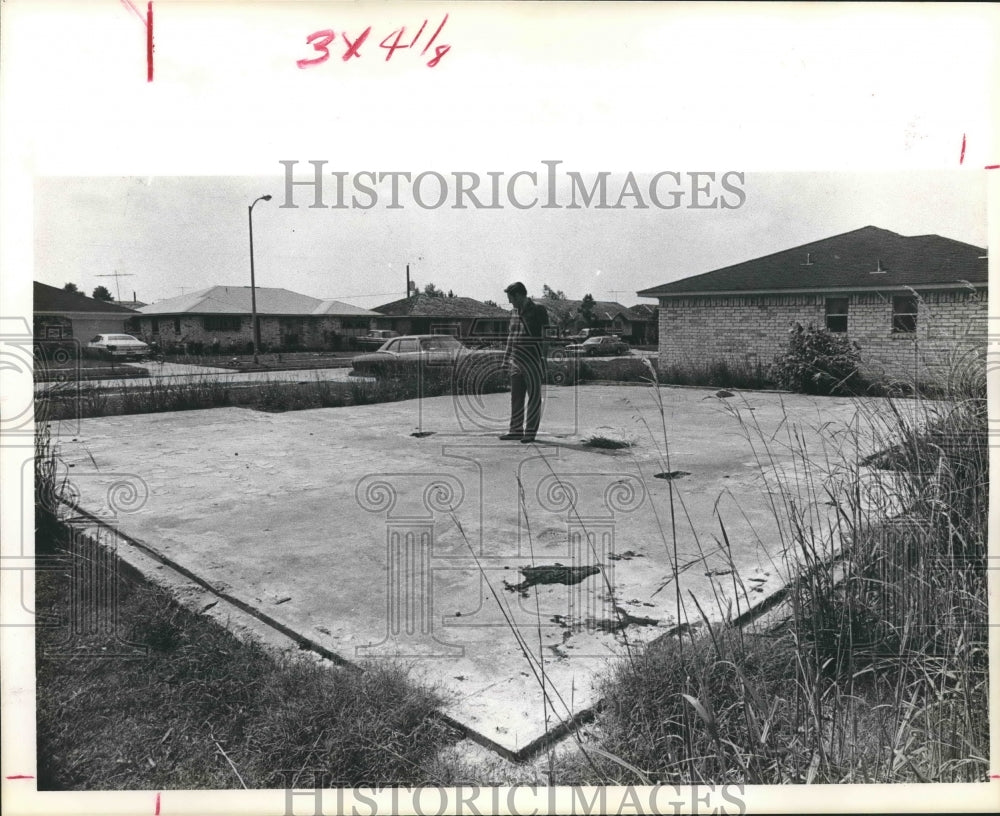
left=564, top=335, right=630, bottom=357
left=86, top=333, right=151, bottom=360
left=354, top=329, right=400, bottom=350
left=351, top=334, right=504, bottom=378
left=564, top=327, right=607, bottom=344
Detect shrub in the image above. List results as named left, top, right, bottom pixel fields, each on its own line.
left=771, top=323, right=863, bottom=395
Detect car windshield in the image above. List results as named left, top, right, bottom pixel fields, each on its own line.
left=109, top=335, right=140, bottom=341
left=420, top=336, right=462, bottom=350
left=583, top=337, right=604, bottom=345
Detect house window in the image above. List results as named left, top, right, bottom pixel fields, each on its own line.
left=825, top=298, right=848, bottom=333
left=204, top=316, right=242, bottom=332
left=150, top=318, right=160, bottom=334
left=892, top=296, right=918, bottom=334
left=173, top=318, right=181, bottom=334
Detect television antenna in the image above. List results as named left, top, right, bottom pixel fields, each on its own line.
left=96, top=270, right=135, bottom=302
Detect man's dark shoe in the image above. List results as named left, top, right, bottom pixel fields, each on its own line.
left=499, top=432, right=522, bottom=441
left=520, top=435, right=536, bottom=443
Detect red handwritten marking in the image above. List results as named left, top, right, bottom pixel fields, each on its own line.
left=299, top=16, right=449, bottom=68
left=155, top=791, right=161, bottom=814
left=409, top=20, right=427, bottom=49
left=5, top=775, right=35, bottom=780
left=120, top=0, right=145, bottom=25
left=147, top=2, right=154, bottom=82
left=341, top=27, right=371, bottom=62
left=985, top=164, right=1000, bottom=170
left=298, top=29, right=335, bottom=68
left=422, top=13, right=448, bottom=56
left=960, top=133, right=966, bottom=164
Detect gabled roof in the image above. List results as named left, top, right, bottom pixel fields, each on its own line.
left=311, top=299, right=380, bottom=317
left=542, top=299, right=630, bottom=323
left=34, top=282, right=140, bottom=314
left=140, top=286, right=323, bottom=315
left=637, top=226, right=988, bottom=297
left=625, top=304, right=657, bottom=320
left=374, top=294, right=510, bottom=319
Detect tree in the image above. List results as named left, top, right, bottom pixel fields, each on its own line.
left=578, top=293, right=596, bottom=326
left=92, top=285, right=114, bottom=302
left=63, top=282, right=79, bottom=293
left=483, top=299, right=499, bottom=307
left=542, top=285, right=566, bottom=300
left=422, top=283, right=445, bottom=298
left=447, top=289, right=455, bottom=298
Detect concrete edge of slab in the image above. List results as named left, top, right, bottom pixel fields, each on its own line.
left=52, top=497, right=807, bottom=765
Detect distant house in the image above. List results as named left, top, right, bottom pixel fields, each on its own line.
left=637, top=226, right=988, bottom=384
left=373, top=294, right=510, bottom=342
left=133, top=286, right=381, bottom=352
left=33, top=282, right=140, bottom=346
left=542, top=299, right=629, bottom=335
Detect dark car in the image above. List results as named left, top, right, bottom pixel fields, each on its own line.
left=354, top=329, right=400, bottom=350
left=351, top=334, right=505, bottom=378
left=565, top=327, right=607, bottom=344
left=564, top=335, right=630, bottom=357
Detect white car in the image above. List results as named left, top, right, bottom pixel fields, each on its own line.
left=86, top=333, right=151, bottom=360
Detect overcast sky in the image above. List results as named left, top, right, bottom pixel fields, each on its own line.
left=34, top=170, right=987, bottom=310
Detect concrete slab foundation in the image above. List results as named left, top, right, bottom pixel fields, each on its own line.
left=47, top=384, right=882, bottom=758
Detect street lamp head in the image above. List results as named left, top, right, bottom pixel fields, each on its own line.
left=262, top=195, right=272, bottom=201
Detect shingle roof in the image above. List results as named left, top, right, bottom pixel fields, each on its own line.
left=542, top=299, right=630, bottom=322
left=140, top=286, right=323, bottom=315
left=374, top=294, right=510, bottom=318
left=311, top=299, right=380, bottom=317
left=34, top=282, right=140, bottom=314
left=637, top=226, right=988, bottom=297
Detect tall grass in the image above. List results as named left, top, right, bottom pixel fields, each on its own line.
left=572, top=359, right=988, bottom=783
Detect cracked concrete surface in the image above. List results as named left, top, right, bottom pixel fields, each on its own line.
left=48, top=384, right=880, bottom=758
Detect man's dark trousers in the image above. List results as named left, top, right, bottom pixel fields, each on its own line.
left=509, top=356, right=544, bottom=438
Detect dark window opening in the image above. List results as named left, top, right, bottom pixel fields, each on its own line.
left=892, top=296, right=918, bottom=334
left=173, top=318, right=181, bottom=334
left=825, top=297, right=849, bottom=333
left=204, top=316, right=243, bottom=332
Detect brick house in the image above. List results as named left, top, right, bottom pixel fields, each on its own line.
left=33, top=282, right=140, bottom=346
left=373, top=294, right=510, bottom=343
left=133, top=285, right=382, bottom=353
left=636, top=226, right=988, bottom=386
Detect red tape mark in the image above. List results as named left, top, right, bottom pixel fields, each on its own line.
left=155, top=791, right=161, bottom=814
left=985, top=164, right=1000, bottom=170
left=960, top=133, right=967, bottom=164
left=120, top=0, right=153, bottom=82
left=5, top=775, right=35, bottom=780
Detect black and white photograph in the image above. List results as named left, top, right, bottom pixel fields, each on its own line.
left=2, top=3, right=997, bottom=815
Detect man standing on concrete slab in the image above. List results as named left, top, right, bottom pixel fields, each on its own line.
left=500, top=281, right=549, bottom=443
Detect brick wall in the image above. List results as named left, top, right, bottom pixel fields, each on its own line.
left=657, top=289, right=986, bottom=387
left=132, top=315, right=374, bottom=351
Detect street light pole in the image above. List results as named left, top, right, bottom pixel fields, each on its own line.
left=248, top=194, right=272, bottom=363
